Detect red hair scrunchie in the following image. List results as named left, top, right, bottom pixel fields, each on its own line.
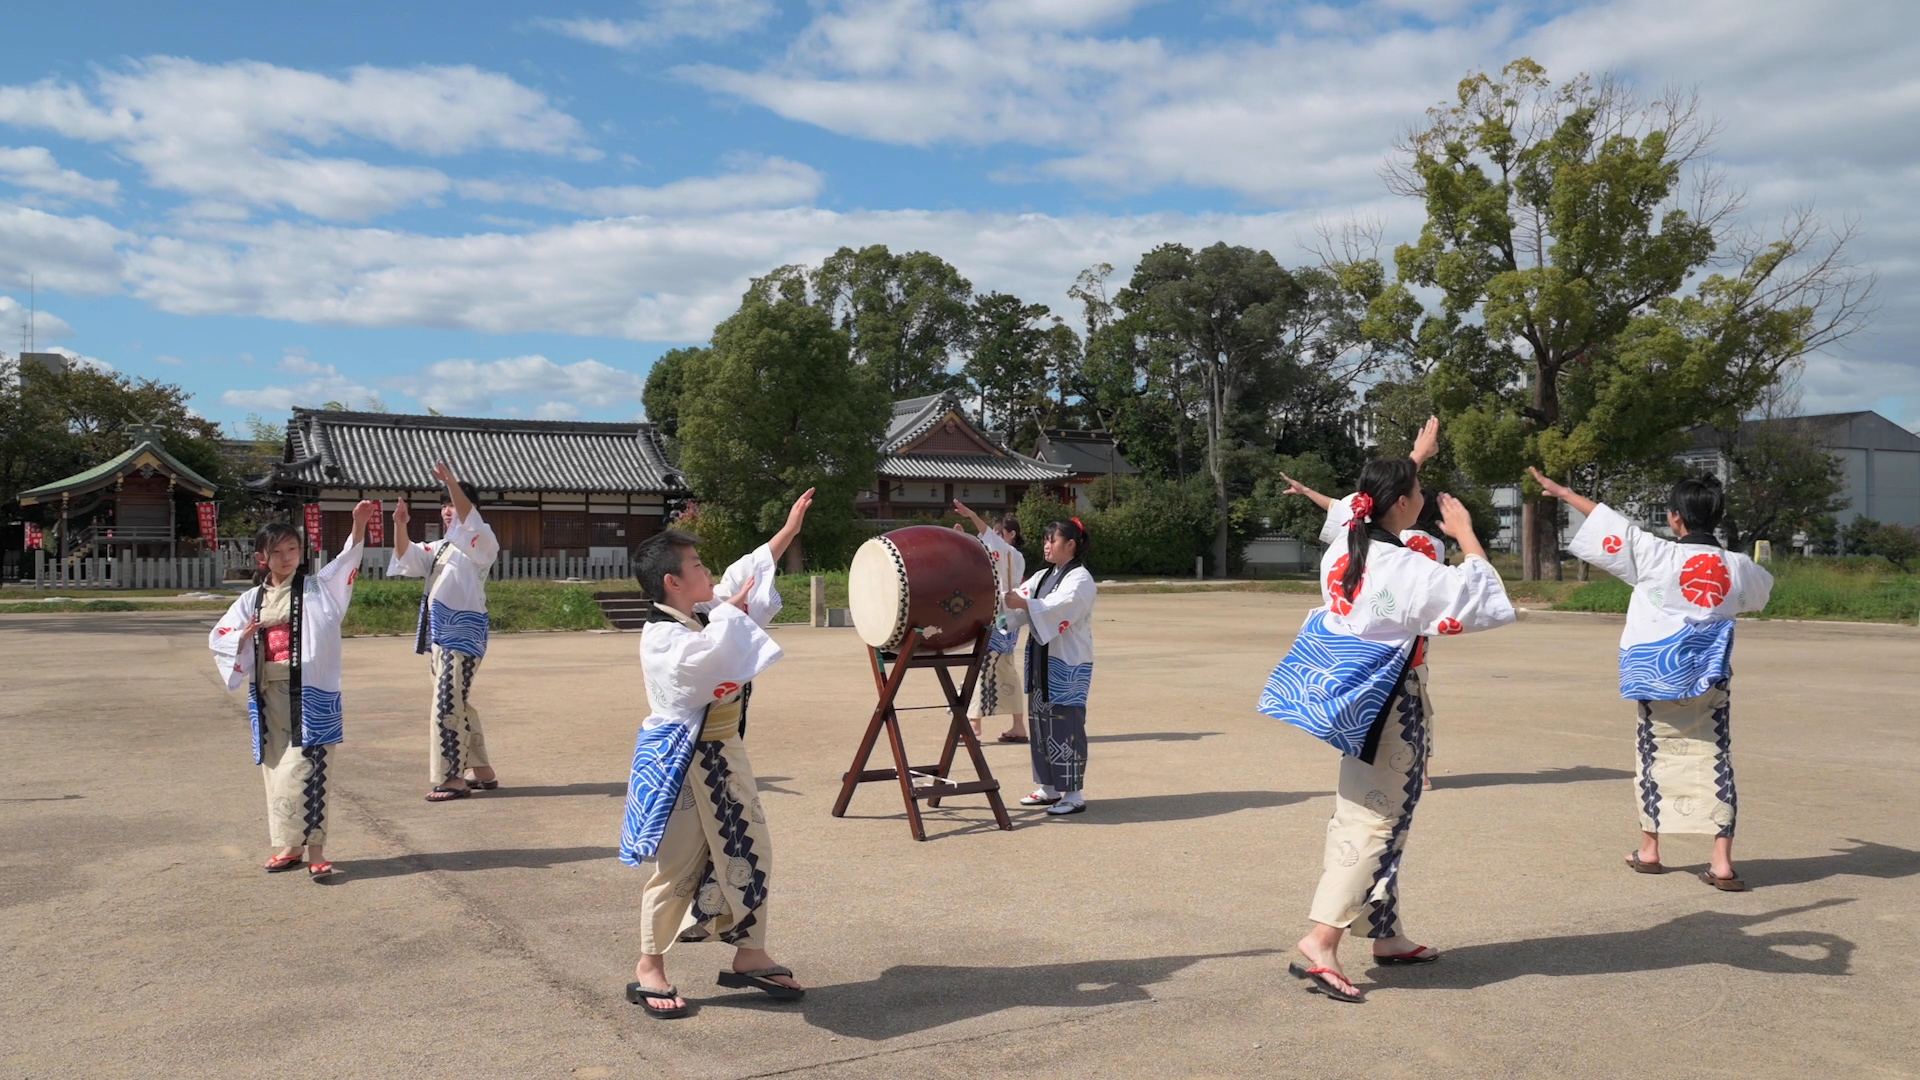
left=1348, top=492, right=1375, bottom=530
left=1070, top=516, right=1085, bottom=532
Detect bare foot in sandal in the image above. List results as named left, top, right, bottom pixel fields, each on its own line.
left=632, top=954, right=686, bottom=1015
left=731, top=947, right=803, bottom=993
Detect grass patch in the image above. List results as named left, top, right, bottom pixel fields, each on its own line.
left=0, top=599, right=231, bottom=614
left=1545, top=558, right=1918, bottom=623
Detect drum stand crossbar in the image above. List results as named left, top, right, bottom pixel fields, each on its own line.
left=830, top=628, right=1013, bottom=840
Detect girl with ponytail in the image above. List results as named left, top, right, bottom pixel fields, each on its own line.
left=1259, top=418, right=1517, bottom=1003
left=210, top=501, right=376, bottom=881
left=1001, top=515, right=1098, bottom=815
left=1533, top=467, right=1772, bottom=893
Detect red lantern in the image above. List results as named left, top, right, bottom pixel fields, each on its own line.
left=304, top=504, right=324, bottom=552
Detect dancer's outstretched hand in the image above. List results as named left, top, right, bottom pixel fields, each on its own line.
left=1411, top=416, right=1441, bottom=466
left=727, top=576, right=757, bottom=613
left=786, top=488, right=815, bottom=531
left=1527, top=466, right=1572, bottom=501
left=1434, top=493, right=1475, bottom=541
left=393, top=498, right=411, bottom=529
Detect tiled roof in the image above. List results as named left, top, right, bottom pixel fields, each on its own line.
left=883, top=392, right=958, bottom=452
left=878, top=453, right=1074, bottom=482
left=267, top=408, right=686, bottom=494
left=1034, top=429, right=1137, bottom=476
left=17, top=439, right=217, bottom=504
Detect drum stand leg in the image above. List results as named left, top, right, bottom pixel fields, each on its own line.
left=831, top=630, right=1010, bottom=840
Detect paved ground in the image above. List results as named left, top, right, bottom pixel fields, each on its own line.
left=2, top=595, right=1917, bottom=1080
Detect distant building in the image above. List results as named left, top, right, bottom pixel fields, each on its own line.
left=256, top=408, right=687, bottom=558
left=859, top=393, right=1075, bottom=519
left=1032, top=428, right=1137, bottom=511
left=1683, top=411, right=1920, bottom=529
left=14, top=425, right=218, bottom=557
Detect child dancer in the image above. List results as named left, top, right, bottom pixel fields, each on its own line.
left=1530, top=468, right=1772, bottom=891
left=1259, top=455, right=1514, bottom=1003
left=619, top=490, right=813, bottom=1020
left=209, top=502, right=375, bottom=881
left=952, top=499, right=1029, bottom=743
left=387, top=462, right=501, bottom=802
left=1001, top=518, right=1096, bottom=816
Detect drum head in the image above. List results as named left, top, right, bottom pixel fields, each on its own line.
left=848, top=536, right=908, bottom=649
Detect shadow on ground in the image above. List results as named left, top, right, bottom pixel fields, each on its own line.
left=1380, top=900, right=1857, bottom=990
left=1432, top=765, right=1633, bottom=790
left=701, top=948, right=1281, bottom=1039
left=322, top=845, right=612, bottom=883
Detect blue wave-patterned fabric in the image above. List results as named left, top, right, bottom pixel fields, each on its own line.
left=988, top=622, right=1019, bottom=655
left=1619, top=621, right=1734, bottom=701
left=248, top=692, right=264, bottom=764
left=247, top=686, right=344, bottom=762
left=618, top=720, right=699, bottom=866
left=1046, top=659, right=1093, bottom=706
left=430, top=600, right=490, bottom=658
left=1256, top=611, right=1407, bottom=758
left=300, top=687, right=345, bottom=745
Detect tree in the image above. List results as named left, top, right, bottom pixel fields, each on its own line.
left=1368, top=60, right=1871, bottom=579
left=807, top=245, right=975, bottom=397
left=1719, top=415, right=1846, bottom=550
left=1117, top=242, right=1305, bottom=574
left=676, top=293, right=888, bottom=571
left=642, top=345, right=706, bottom=441
left=964, top=291, right=1053, bottom=448
left=1865, top=524, right=1919, bottom=572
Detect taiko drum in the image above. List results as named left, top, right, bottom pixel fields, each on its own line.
left=848, top=525, right=997, bottom=652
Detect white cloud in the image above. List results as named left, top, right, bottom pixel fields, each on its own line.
left=458, top=156, right=823, bottom=216
left=48, top=345, right=111, bottom=372
left=0, top=293, right=74, bottom=341
left=539, top=0, right=778, bottom=49
left=220, top=350, right=376, bottom=410
left=0, top=202, right=126, bottom=293
left=0, top=146, right=118, bottom=204
left=0, top=59, right=594, bottom=220
left=398, top=355, right=647, bottom=416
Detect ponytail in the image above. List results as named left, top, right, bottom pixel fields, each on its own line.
left=1339, top=457, right=1418, bottom=600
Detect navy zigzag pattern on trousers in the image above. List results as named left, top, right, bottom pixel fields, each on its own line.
left=698, top=742, right=768, bottom=944
left=1365, top=686, right=1426, bottom=939
left=1635, top=703, right=1662, bottom=830
left=1710, top=680, right=1737, bottom=838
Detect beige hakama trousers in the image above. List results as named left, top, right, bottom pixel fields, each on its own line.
left=428, top=645, right=490, bottom=784
left=968, top=649, right=1024, bottom=720
left=640, top=735, right=773, bottom=955
left=1308, top=666, right=1430, bottom=938
left=1634, top=680, right=1736, bottom=837
left=259, top=663, right=329, bottom=849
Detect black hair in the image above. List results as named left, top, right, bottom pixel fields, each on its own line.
left=635, top=528, right=701, bottom=601
left=1341, top=457, right=1419, bottom=600
left=252, top=522, right=304, bottom=586
left=440, top=480, right=481, bottom=507
left=1668, top=475, right=1725, bottom=534
left=997, top=513, right=1023, bottom=548
left=1413, top=490, right=1443, bottom=534
left=1043, top=518, right=1090, bottom=565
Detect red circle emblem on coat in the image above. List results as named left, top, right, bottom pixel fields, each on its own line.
left=1326, top=554, right=1359, bottom=615
left=1602, top=535, right=1623, bottom=554
left=1406, top=534, right=1439, bottom=562
left=1057, top=620, right=1071, bottom=634
left=1679, top=553, right=1732, bottom=607
left=1436, top=617, right=1464, bottom=636
left=713, top=682, right=740, bottom=699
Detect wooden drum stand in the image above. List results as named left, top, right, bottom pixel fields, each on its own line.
left=829, top=627, right=1013, bottom=840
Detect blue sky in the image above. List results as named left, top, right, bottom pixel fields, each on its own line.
left=3, top=0, right=1915, bottom=433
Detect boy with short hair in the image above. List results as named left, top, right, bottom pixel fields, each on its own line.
left=619, top=489, right=813, bottom=1019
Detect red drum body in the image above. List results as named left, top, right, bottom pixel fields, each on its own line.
left=849, top=526, right=997, bottom=652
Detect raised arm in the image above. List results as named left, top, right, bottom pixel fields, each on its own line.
left=432, top=461, right=473, bottom=521
left=767, top=488, right=814, bottom=563
left=1279, top=472, right=1334, bottom=512
left=1409, top=415, right=1440, bottom=470
left=1529, top=466, right=1599, bottom=519
left=388, top=497, right=432, bottom=576
left=315, top=501, right=374, bottom=611
left=952, top=498, right=989, bottom=536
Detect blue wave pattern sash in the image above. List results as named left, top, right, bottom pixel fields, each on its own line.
left=618, top=719, right=699, bottom=866
left=988, top=622, right=1018, bottom=655
left=1256, top=611, right=1406, bottom=759
left=1619, top=620, right=1734, bottom=701
left=1045, top=659, right=1093, bottom=706
left=429, top=600, right=490, bottom=659
left=247, top=686, right=344, bottom=764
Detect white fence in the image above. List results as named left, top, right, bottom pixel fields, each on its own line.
left=19, top=547, right=635, bottom=589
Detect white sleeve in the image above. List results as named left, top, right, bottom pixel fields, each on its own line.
left=1568, top=502, right=1668, bottom=587
left=441, top=509, right=500, bottom=574
left=1026, top=568, right=1096, bottom=645
left=1002, top=567, right=1045, bottom=632
left=1407, top=555, right=1517, bottom=636
left=1319, top=494, right=1355, bottom=547
left=1739, top=560, right=1775, bottom=614
left=698, top=543, right=783, bottom=628
left=314, top=535, right=364, bottom=613
left=670, top=602, right=785, bottom=687
left=386, top=539, right=434, bottom=578
left=208, top=593, right=258, bottom=691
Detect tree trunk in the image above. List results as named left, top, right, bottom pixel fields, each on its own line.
left=1524, top=357, right=1563, bottom=581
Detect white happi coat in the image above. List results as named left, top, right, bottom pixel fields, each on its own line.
left=1259, top=516, right=1514, bottom=759
left=1569, top=503, right=1773, bottom=701
left=979, top=529, right=1027, bottom=655
left=387, top=507, right=500, bottom=657
left=209, top=537, right=364, bottom=763
left=1002, top=562, right=1096, bottom=706
left=618, top=544, right=784, bottom=866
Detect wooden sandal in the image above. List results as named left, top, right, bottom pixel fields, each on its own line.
left=264, top=853, right=304, bottom=873
left=625, top=983, right=689, bottom=1019
left=1699, top=869, right=1748, bottom=892
left=717, top=965, right=804, bottom=1001
left=1287, top=961, right=1363, bottom=1003
left=1625, top=851, right=1665, bottom=874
